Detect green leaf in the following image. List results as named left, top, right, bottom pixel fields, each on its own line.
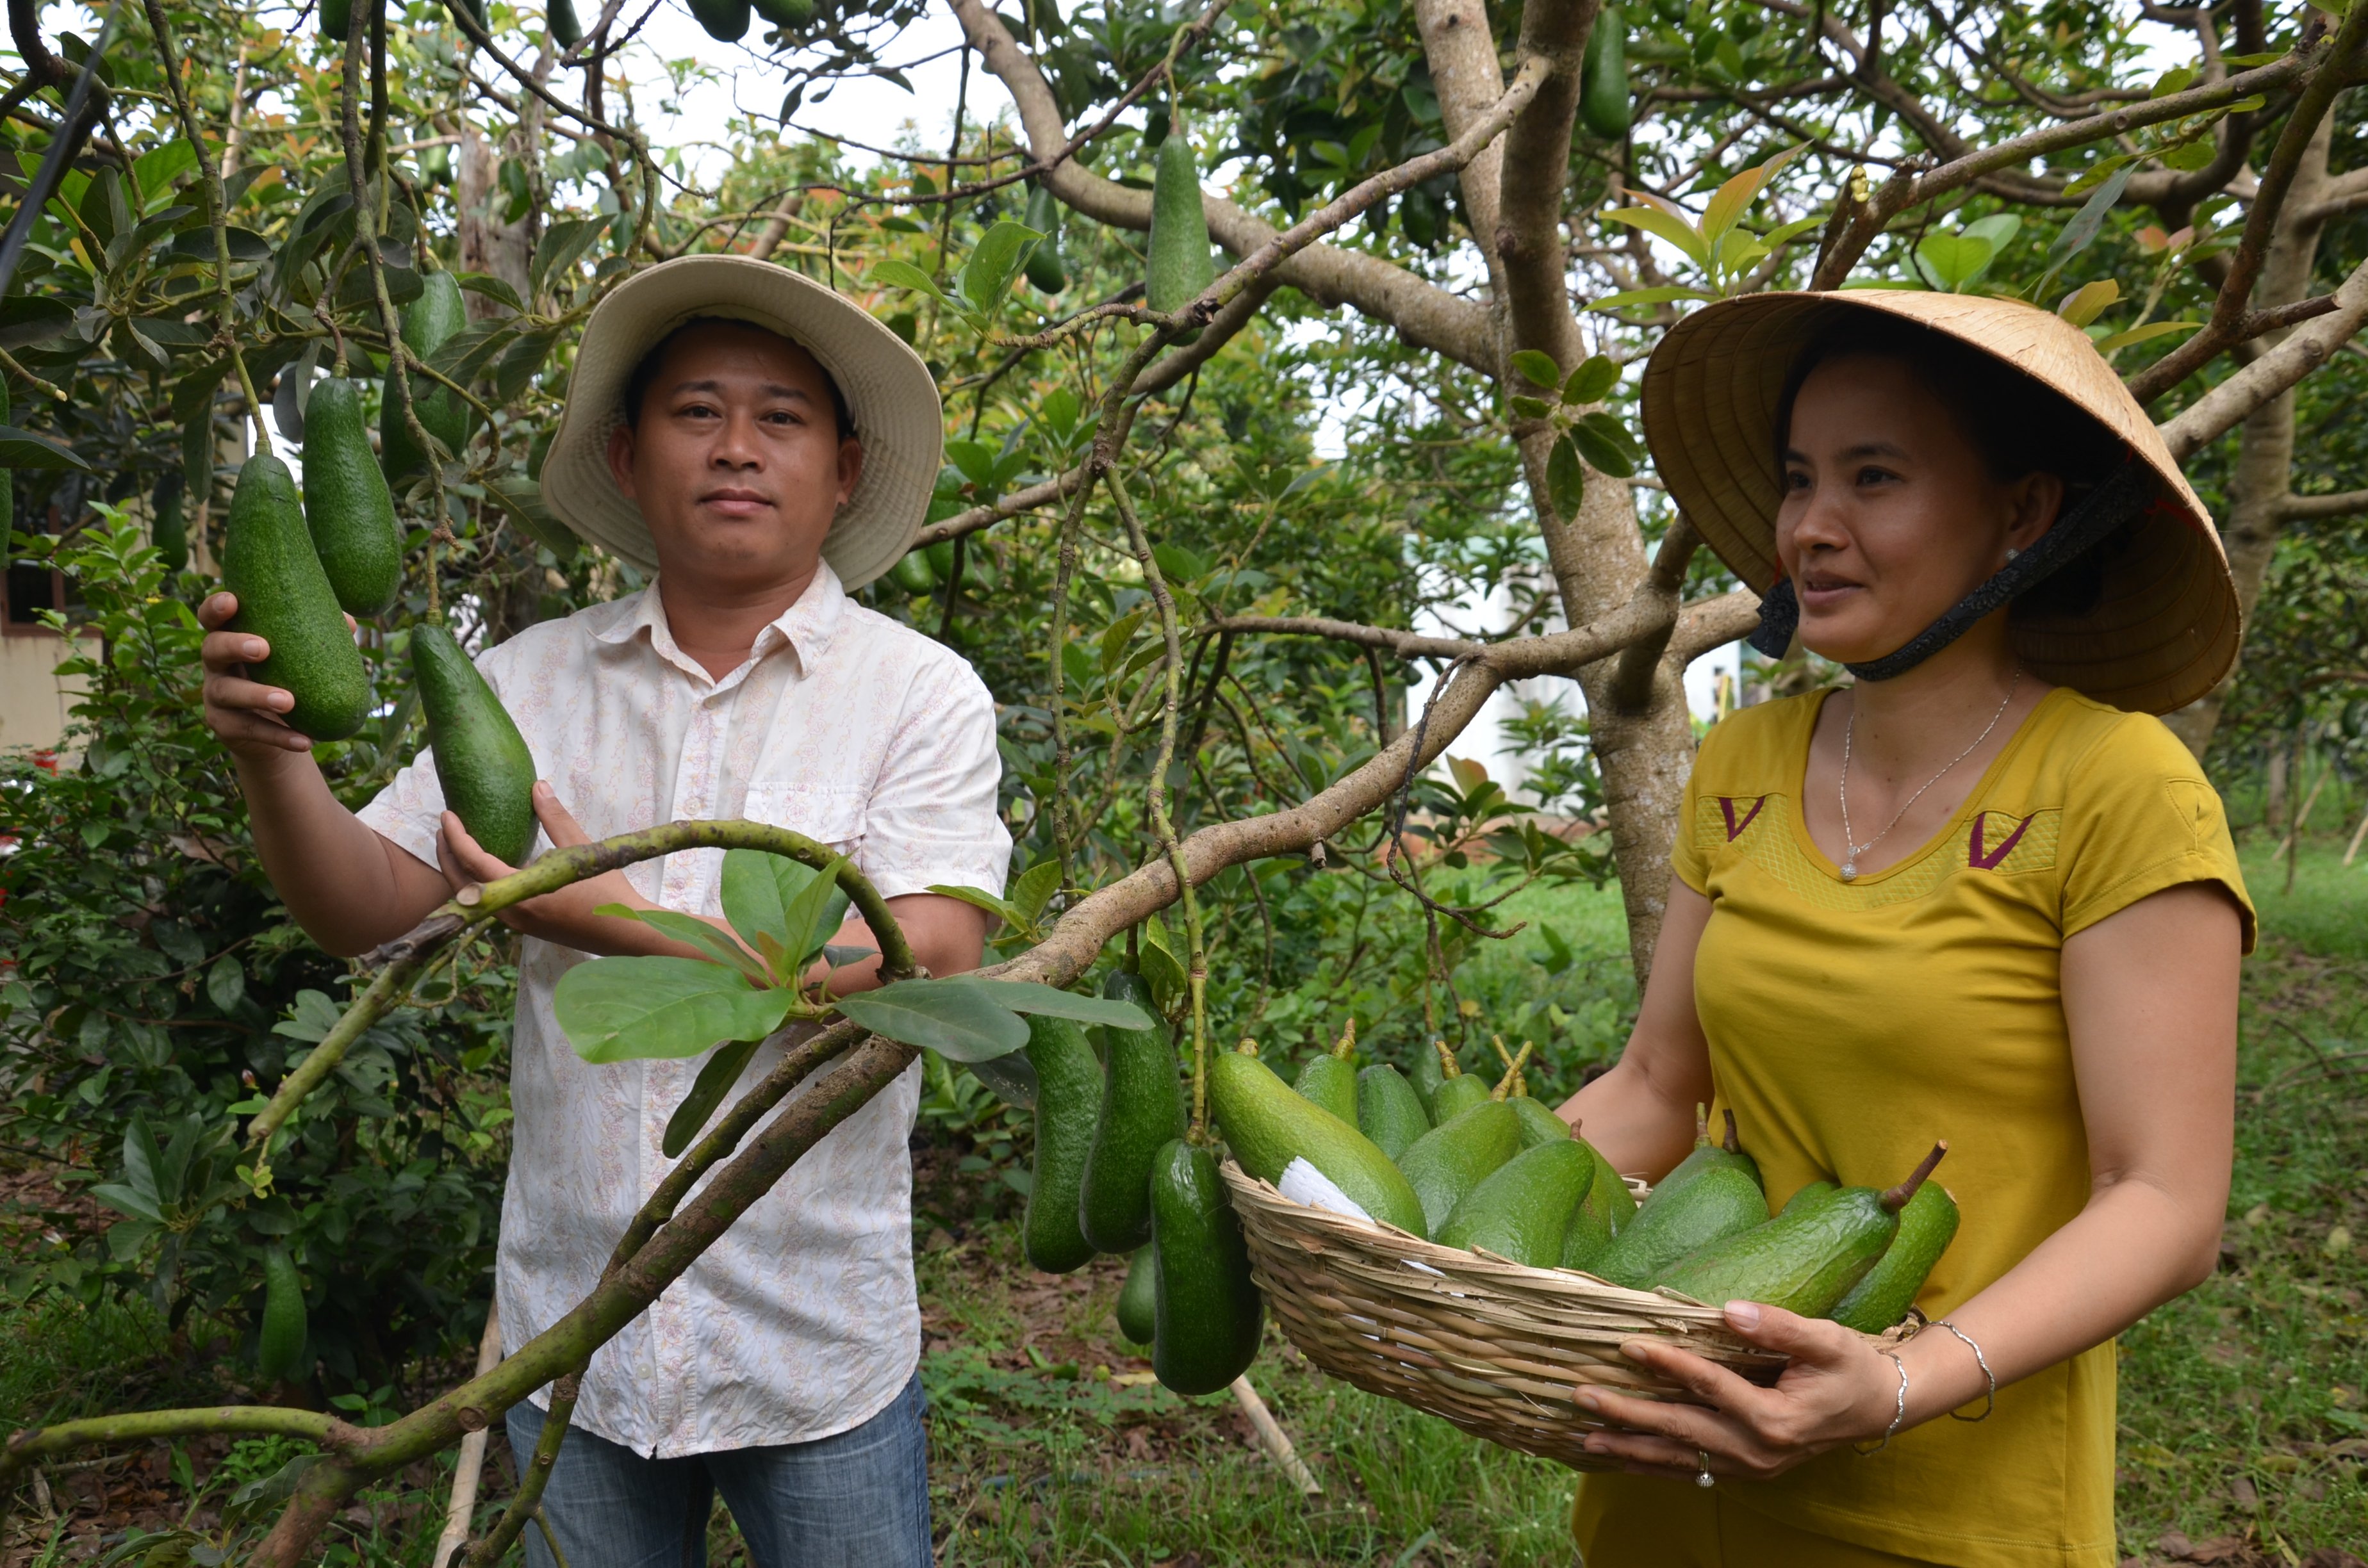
left=1560, top=355, right=1619, bottom=406
left=1583, top=285, right=1714, bottom=313
left=1699, top=143, right=1804, bottom=243
left=456, top=272, right=526, bottom=313
left=206, top=955, right=246, bottom=1015
left=1603, top=206, right=1711, bottom=270
left=870, top=259, right=949, bottom=302
left=778, top=854, right=852, bottom=972
left=554, top=957, right=794, bottom=1064
left=964, top=980, right=1151, bottom=1030
left=943, top=437, right=999, bottom=488
left=956, top=220, right=1044, bottom=318
left=1761, top=213, right=1828, bottom=250
left=2094, top=319, right=2201, bottom=350
left=1914, top=233, right=1996, bottom=293
left=1153, top=541, right=1210, bottom=584
left=1507, top=395, right=1552, bottom=421
left=1007, top=861, right=1062, bottom=924
left=132, top=140, right=199, bottom=211
left=720, top=848, right=810, bottom=957
left=2158, top=137, right=2216, bottom=173
left=1570, top=411, right=1640, bottom=478
left=925, top=883, right=1023, bottom=927
left=2057, top=278, right=2121, bottom=328
left=1547, top=434, right=1586, bottom=517
left=485, top=474, right=578, bottom=560
left=530, top=216, right=608, bottom=293
left=661, top=1037, right=762, bottom=1159
left=1509, top=349, right=1561, bottom=390
left=834, top=976, right=1030, bottom=1062
left=0, top=425, right=92, bottom=472
left=593, top=902, right=770, bottom=983
left=90, top=1182, right=166, bottom=1225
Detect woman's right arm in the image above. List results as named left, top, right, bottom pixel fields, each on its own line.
left=201, top=591, right=451, bottom=956
left=1556, top=880, right=1716, bottom=1182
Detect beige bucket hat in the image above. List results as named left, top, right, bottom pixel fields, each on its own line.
left=1641, top=289, right=2240, bottom=715
left=539, top=254, right=942, bottom=591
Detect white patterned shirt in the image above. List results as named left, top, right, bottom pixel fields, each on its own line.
left=358, top=564, right=1010, bottom=1456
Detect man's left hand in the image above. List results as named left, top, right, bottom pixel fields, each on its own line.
left=436, top=782, right=653, bottom=952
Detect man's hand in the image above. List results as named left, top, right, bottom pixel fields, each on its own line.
left=436, top=781, right=662, bottom=953
left=199, top=591, right=318, bottom=756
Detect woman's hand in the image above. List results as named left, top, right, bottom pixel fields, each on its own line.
left=198, top=591, right=358, bottom=758
left=436, top=782, right=651, bottom=952
left=1575, top=1302, right=1903, bottom=1482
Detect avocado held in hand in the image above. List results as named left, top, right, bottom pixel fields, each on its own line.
left=413, top=623, right=538, bottom=865
left=224, top=454, right=372, bottom=742
left=1655, top=1143, right=1950, bottom=1318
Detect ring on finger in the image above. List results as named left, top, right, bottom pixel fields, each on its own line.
left=1696, top=1450, right=1715, bottom=1489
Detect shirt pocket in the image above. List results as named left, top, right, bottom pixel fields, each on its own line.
left=743, top=782, right=867, bottom=858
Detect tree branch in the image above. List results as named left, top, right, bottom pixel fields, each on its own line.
left=948, top=0, right=1499, bottom=373
left=2276, top=487, right=2368, bottom=521
left=2158, top=250, right=2368, bottom=461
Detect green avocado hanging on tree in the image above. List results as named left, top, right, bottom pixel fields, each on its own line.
left=1147, top=116, right=1215, bottom=345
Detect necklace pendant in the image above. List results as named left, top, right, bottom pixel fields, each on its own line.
left=1839, top=860, right=1858, bottom=882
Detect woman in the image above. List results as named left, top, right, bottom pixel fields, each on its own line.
left=1560, top=291, right=2253, bottom=1568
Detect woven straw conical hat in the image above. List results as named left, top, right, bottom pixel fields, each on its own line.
left=1641, top=289, right=2239, bottom=715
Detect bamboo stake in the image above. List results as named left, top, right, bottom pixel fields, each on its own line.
left=2277, top=761, right=2330, bottom=894
left=1228, top=1376, right=1320, bottom=1496
left=432, top=1304, right=504, bottom=1568
left=2344, top=797, right=2368, bottom=867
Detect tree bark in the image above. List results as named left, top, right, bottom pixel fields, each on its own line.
left=2162, top=117, right=2333, bottom=758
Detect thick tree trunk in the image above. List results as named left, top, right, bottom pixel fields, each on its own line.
left=2162, top=118, right=2332, bottom=758
left=456, top=112, right=540, bottom=320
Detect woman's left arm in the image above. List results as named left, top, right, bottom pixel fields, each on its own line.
left=1579, top=881, right=2243, bottom=1480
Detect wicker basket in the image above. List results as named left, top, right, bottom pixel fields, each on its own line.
left=1221, top=1161, right=1796, bottom=1471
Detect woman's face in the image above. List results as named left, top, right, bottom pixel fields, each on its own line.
left=1776, top=354, right=2062, bottom=666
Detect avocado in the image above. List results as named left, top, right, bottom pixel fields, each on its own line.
left=1584, top=1113, right=1767, bottom=1288
left=1355, top=1063, right=1429, bottom=1161
left=1436, top=1139, right=1594, bottom=1268
left=255, top=1243, right=308, bottom=1382
left=749, top=0, right=813, bottom=25
left=1429, top=1040, right=1490, bottom=1123
left=1395, top=1100, right=1522, bottom=1235
left=1830, top=1172, right=1961, bottom=1332
left=1409, top=1039, right=1446, bottom=1118
left=1559, top=1134, right=1636, bottom=1271
left=223, top=454, right=372, bottom=742
left=1022, top=181, right=1067, bottom=294
left=412, top=623, right=538, bottom=865
left=183, top=410, right=215, bottom=501
left=1149, top=1139, right=1263, bottom=1395
left=1292, top=1021, right=1358, bottom=1125
left=320, top=0, right=350, bottom=40
left=1508, top=1082, right=1574, bottom=1148
left=381, top=272, right=470, bottom=478
left=1209, top=1047, right=1427, bottom=1238
left=301, top=377, right=404, bottom=616
left=1078, top=970, right=1187, bottom=1253
left=888, top=550, right=936, bottom=595
left=1781, top=1179, right=1839, bottom=1216
left=686, top=0, right=750, bottom=40
left=548, top=0, right=583, bottom=45
left=1655, top=1145, right=1948, bottom=1316
left=1146, top=124, right=1214, bottom=344
left=1114, top=1245, right=1158, bottom=1345
left=150, top=475, right=187, bottom=574
left=1022, top=1014, right=1103, bottom=1273
left=1578, top=6, right=1631, bottom=140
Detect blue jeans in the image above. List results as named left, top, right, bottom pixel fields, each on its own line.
left=506, top=1373, right=932, bottom=1568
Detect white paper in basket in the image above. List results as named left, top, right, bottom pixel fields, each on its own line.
left=1276, top=1159, right=1445, bottom=1280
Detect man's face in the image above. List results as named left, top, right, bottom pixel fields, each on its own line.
left=604, top=322, right=863, bottom=585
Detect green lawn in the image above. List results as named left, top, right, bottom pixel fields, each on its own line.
left=2, top=844, right=2360, bottom=1565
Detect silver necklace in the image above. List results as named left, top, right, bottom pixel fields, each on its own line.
left=1838, top=669, right=2023, bottom=882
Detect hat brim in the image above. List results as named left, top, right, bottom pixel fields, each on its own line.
left=539, top=255, right=942, bottom=592
left=1640, top=290, right=2241, bottom=715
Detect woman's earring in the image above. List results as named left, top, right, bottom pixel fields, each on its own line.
left=2005, top=547, right=2021, bottom=562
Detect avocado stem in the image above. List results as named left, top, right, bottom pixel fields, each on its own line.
left=1329, top=1017, right=1356, bottom=1061
left=1433, top=1039, right=1461, bottom=1079
left=1490, top=1034, right=1515, bottom=1070
left=1721, top=1107, right=1739, bottom=1154
left=1489, top=1040, right=1534, bottom=1100
left=1236, top=1037, right=1259, bottom=1056
left=1881, top=1140, right=1949, bottom=1212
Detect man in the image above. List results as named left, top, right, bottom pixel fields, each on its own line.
left=199, top=256, right=1007, bottom=1567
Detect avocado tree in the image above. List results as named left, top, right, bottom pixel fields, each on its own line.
left=6, top=0, right=2368, bottom=1562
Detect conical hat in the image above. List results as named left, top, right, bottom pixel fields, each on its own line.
left=1641, top=290, right=2239, bottom=715
left=540, top=254, right=942, bottom=591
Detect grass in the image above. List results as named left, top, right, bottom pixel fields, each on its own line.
left=3, top=843, right=2361, bottom=1565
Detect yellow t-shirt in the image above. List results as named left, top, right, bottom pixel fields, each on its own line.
left=1584, top=686, right=2252, bottom=1567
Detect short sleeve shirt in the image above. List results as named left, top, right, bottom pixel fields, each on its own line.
left=1624, top=686, right=2251, bottom=1565
left=359, top=564, right=1012, bottom=1457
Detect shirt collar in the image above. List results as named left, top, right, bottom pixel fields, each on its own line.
left=588, top=561, right=849, bottom=676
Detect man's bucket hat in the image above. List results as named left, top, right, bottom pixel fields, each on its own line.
left=1641, top=289, right=2240, bottom=715
left=539, top=254, right=942, bottom=591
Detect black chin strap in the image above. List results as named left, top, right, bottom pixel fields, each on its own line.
left=1746, top=457, right=2160, bottom=680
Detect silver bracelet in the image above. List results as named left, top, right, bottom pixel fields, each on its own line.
left=1853, top=1351, right=1909, bottom=1456
left=1932, top=1319, right=1996, bottom=1422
